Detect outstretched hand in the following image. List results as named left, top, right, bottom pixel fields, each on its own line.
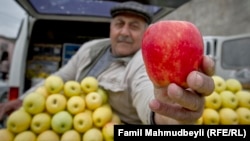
left=149, top=55, right=215, bottom=124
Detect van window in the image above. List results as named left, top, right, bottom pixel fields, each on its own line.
left=221, top=37, right=250, bottom=69
left=0, top=39, right=15, bottom=79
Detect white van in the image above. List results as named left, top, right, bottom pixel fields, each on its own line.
left=203, top=34, right=250, bottom=89
left=4, top=0, right=190, bottom=102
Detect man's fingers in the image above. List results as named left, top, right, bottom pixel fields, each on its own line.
left=149, top=99, right=201, bottom=123
left=167, top=83, right=205, bottom=111
left=202, top=55, right=215, bottom=76
left=187, top=71, right=215, bottom=96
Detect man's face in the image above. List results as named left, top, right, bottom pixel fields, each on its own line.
left=110, top=13, right=148, bottom=57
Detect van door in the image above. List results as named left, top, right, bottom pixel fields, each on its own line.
left=214, top=34, right=250, bottom=89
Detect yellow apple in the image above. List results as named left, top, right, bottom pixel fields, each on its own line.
left=35, top=86, right=50, bottom=98
left=36, top=130, right=60, bottom=141
left=85, top=92, right=103, bottom=110
left=205, top=91, right=222, bottom=110
left=111, top=112, right=121, bottom=124
left=0, top=128, right=14, bottom=141
left=220, top=90, right=238, bottom=109
left=236, top=107, right=250, bottom=124
left=92, top=105, right=113, bottom=127
left=14, top=131, right=36, bottom=141
left=102, top=122, right=115, bottom=141
left=51, top=111, right=73, bottom=134
left=195, top=116, right=203, bottom=125
left=46, top=93, right=67, bottom=114
left=67, top=96, right=85, bottom=115
left=202, top=108, right=220, bottom=125
left=61, top=129, right=81, bottom=141
left=64, top=80, right=82, bottom=98
left=85, top=109, right=93, bottom=115
left=212, top=75, right=226, bottom=93
left=44, top=75, right=64, bottom=94
left=80, top=76, right=99, bottom=94
left=235, top=90, right=250, bottom=108
left=82, top=127, right=103, bottom=141
left=7, top=110, right=32, bottom=133
left=219, top=108, right=239, bottom=125
left=225, top=78, right=242, bottom=93
left=23, top=92, right=46, bottom=115
left=80, top=92, right=87, bottom=102
left=30, top=112, right=51, bottom=134
left=17, top=106, right=25, bottom=111
left=73, top=110, right=93, bottom=133
left=97, top=87, right=109, bottom=104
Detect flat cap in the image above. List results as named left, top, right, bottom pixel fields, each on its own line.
left=110, top=1, right=153, bottom=24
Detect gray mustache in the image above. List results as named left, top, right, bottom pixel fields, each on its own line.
left=117, top=36, right=133, bottom=43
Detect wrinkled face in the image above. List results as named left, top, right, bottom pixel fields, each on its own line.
left=110, top=13, right=148, bottom=57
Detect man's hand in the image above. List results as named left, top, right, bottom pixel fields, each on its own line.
left=0, top=99, right=22, bottom=121
left=149, top=55, right=215, bottom=124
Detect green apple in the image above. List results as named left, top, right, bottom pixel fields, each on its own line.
left=225, top=78, right=242, bottom=93
left=92, top=105, right=113, bottom=128
left=7, top=110, right=32, bottom=133
left=82, top=127, right=103, bottom=141
left=236, top=107, right=250, bottom=124
left=30, top=112, right=51, bottom=134
left=220, top=90, right=238, bottom=109
left=36, top=130, right=60, bottom=141
left=102, top=122, right=115, bottom=141
left=46, top=93, right=67, bottom=114
left=44, top=75, right=64, bottom=94
left=64, top=80, right=82, bottom=98
left=23, top=92, right=46, bottom=115
left=212, top=75, right=226, bottom=93
left=61, top=129, right=81, bottom=141
left=0, top=129, right=14, bottom=141
left=14, top=131, right=36, bottom=141
left=80, top=76, right=99, bottom=94
left=235, top=90, right=250, bottom=108
left=219, top=108, right=239, bottom=125
left=67, top=96, right=85, bottom=115
left=51, top=111, right=73, bottom=134
left=73, top=111, right=93, bottom=133
left=205, top=91, right=222, bottom=110
left=97, top=87, right=109, bottom=104
left=202, top=108, right=220, bottom=125
left=85, top=92, right=103, bottom=110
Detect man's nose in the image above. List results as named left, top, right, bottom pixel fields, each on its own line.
left=120, top=25, right=130, bottom=36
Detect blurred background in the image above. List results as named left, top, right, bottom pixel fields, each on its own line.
left=162, top=0, right=250, bottom=36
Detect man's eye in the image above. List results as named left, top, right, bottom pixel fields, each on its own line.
left=131, top=25, right=139, bottom=30
left=115, top=22, right=123, bottom=27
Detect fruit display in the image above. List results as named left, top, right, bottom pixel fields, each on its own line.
left=0, top=75, right=122, bottom=141
left=197, top=75, right=250, bottom=125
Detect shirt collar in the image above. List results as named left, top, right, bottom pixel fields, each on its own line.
left=107, top=46, right=132, bottom=64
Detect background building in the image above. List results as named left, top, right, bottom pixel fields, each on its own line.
left=162, top=0, right=250, bottom=36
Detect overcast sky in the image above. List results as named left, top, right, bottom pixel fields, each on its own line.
left=0, top=0, right=26, bottom=39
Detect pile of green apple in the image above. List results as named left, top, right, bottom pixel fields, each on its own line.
left=197, top=75, right=250, bottom=125
left=0, top=75, right=122, bottom=141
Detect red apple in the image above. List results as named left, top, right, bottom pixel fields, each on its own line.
left=142, top=20, right=204, bottom=88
